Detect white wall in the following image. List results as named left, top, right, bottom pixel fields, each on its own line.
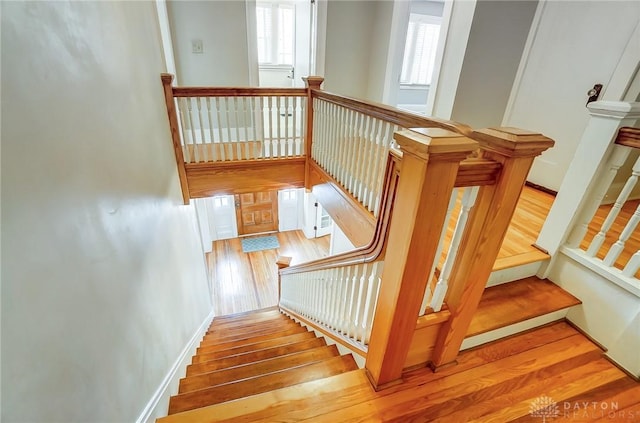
left=167, top=1, right=251, bottom=86
left=449, top=0, right=538, bottom=129
left=1, top=2, right=212, bottom=422
left=323, top=1, right=376, bottom=99
left=549, top=255, right=640, bottom=377
left=504, top=1, right=640, bottom=191
left=329, top=224, right=356, bottom=256
left=366, top=1, right=394, bottom=103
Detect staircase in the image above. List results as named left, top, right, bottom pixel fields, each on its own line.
left=158, top=306, right=639, bottom=422
left=166, top=307, right=358, bottom=415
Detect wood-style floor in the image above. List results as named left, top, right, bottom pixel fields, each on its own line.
left=159, top=320, right=640, bottom=422
left=207, top=231, right=329, bottom=316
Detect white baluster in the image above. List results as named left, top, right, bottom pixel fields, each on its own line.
left=622, top=250, right=640, bottom=277
left=431, top=186, right=480, bottom=312
left=567, top=145, right=631, bottom=247
left=346, top=111, right=358, bottom=193
left=222, top=97, right=233, bottom=160
left=214, top=98, right=225, bottom=161
left=293, top=97, right=299, bottom=156
left=196, top=98, right=209, bottom=162
left=205, top=98, right=217, bottom=161
left=186, top=98, right=200, bottom=162
left=300, top=97, right=306, bottom=156
left=363, top=261, right=383, bottom=344
left=338, top=265, right=352, bottom=334
left=587, top=155, right=640, bottom=256
left=177, top=98, right=192, bottom=163
left=420, top=189, right=459, bottom=315
left=604, top=202, right=640, bottom=266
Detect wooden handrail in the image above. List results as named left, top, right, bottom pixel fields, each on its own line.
left=172, top=87, right=307, bottom=98
left=161, top=73, right=190, bottom=204
left=312, top=90, right=473, bottom=137
left=615, top=126, right=640, bottom=149
left=280, top=151, right=401, bottom=275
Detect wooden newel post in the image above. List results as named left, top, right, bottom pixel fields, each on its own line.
left=430, top=127, right=554, bottom=369
left=160, top=73, right=190, bottom=205
left=302, top=76, right=324, bottom=190
left=365, top=128, right=478, bottom=390
left=276, top=256, right=292, bottom=304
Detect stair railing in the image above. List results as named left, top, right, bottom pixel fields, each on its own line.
left=160, top=73, right=555, bottom=389
left=537, top=101, right=640, bottom=297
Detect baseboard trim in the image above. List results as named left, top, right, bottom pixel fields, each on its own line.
left=136, top=309, right=215, bottom=423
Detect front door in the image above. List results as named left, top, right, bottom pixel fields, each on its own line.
left=235, top=191, right=279, bottom=236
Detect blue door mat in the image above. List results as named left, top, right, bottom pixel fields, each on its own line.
left=241, top=235, right=280, bottom=253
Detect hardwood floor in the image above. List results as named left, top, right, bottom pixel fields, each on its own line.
left=159, top=320, right=640, bottom=422
left=207, top=231, right=329, bottom=316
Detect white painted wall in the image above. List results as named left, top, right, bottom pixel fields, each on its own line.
left=167, top=0, right=251, bottom=86
left=504, top=1, right=640, bottom=191
left=366, top=1, right=394, bottom=103
left=329, top=224, right=356, bottom=256
left=323, top=1, right=376, bottom=99
left=1, top=2, right=213, bottom=422
left=549, top=255, right=640, bottom=377
left=449, top=0, right=538, bottom=129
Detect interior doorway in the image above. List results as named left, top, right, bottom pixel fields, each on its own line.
left=251, top=0, right=313, bottom=88
left=235, top=191, right=279, bottom=236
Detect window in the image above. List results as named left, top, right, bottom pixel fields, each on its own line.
left=213, top=196, right=230, bottom=208
left=256, top=2, right=295, bottom=65
left=281, top=189, right=297, bottom=201
left=400, top=14, right=441, bottom=86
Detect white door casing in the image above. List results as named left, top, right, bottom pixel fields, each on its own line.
left=503, top=1, right=640, bottom=192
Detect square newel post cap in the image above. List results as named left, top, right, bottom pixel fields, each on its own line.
left=394, top=128, right=478, bottom=162
left=276, top=256, right=292, bottom=270
left=161, top=73, right=174, bottom=84
left=303, top=76, right=324, bottom=90
left=472, top=127, right=555, bottom=158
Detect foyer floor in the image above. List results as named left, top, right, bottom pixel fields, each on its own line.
left=207, top=185, right=555, bottom=316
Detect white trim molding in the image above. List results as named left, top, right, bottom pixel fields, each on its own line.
left=136, top=310, right=215, bottom=423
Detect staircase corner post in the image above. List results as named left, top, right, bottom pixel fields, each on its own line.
left=276, top=256, right=292, bottom=305
left=365, top=128, right=477, bottom=390
left=302, top=76, right=324, bottom=190
left=161, top=73, right=190, bottom=205
left=430, top=127, right=554, bottom=369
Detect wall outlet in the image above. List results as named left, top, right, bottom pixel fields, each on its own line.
left=191, top=39, right=203, bottom=54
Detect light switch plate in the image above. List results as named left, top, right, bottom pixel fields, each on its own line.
left=192, top=39, right=203, bottom=54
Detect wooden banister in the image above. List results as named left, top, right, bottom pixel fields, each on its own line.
left=303, top=77, right=324, bottom=190
left=430, top=127, right=554, bottom=369
left=365, top=128, right=478, bottom=390
left=280, top=150, right=401, bottom=276
left=171, top=87, right=307, bottom=98
left=615, top=126, right=640, bottom=149
left=161, top=73, right=190, bottom=204
left=312, top=90, right=473, bottom=137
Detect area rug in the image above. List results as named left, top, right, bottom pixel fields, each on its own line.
left=241, top=235, right=280, bottom=253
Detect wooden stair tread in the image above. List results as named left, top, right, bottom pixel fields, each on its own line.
left=211, top=306, right=279, bottom=322
left=160, top=322, right=638, bottom=422
left=207, top=312, right=289, bottom=330
left=201, top=323, right=302, bottom=344
left=492, top=249, right=550, bottom=271
left=206, top=317, right=296, bottom=336
left=168, top=355, right=358, bottom=414
left=199, top=326, right=307, bottom=349
left=186, top=337, right=326, bottom=376
left=466, top=276, right=581, bottom=337
left=159, top=370, right=371, bottom=423
left=179, top=345, right=340, bottom=394
left=193, top=332, right=316, bottom=362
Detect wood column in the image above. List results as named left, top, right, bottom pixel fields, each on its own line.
left=302, top=76, right=324, bottom=190
left=161, top=73, right=190, bottom=205
left=430, top=127, right=554, bottom=369
left=365, top=128, right=477, bottom=390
